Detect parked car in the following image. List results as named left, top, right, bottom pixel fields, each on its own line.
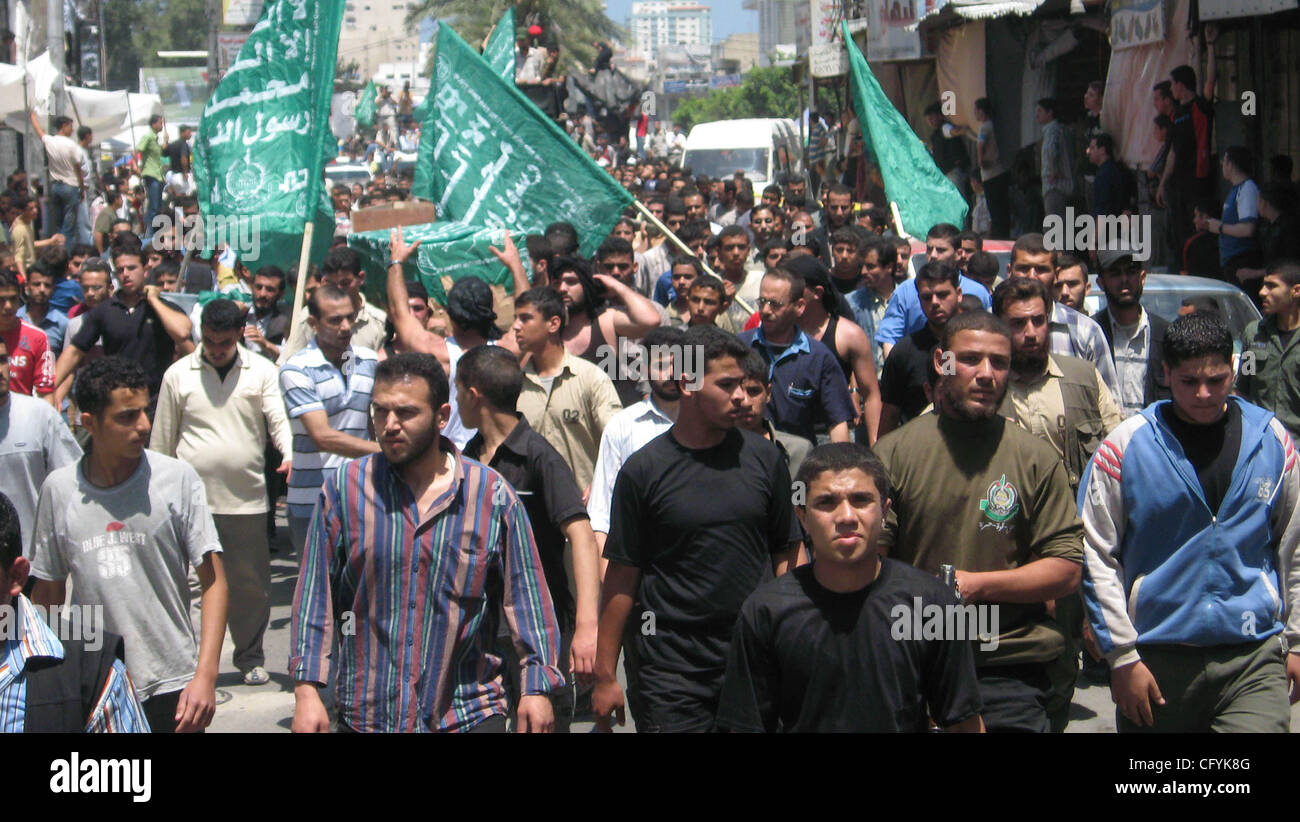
left=323, top=161, right=372, bottom=188
left=681, top=118, right=804, bottom=199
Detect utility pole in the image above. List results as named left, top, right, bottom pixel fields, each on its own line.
left=207, top=0, right=220, bottom=93
left=47, top=0, right=65, bottom=115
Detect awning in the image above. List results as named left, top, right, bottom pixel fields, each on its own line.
left=1199, top=0, right=1297, bottom=19
left=913, top=0, right=1049, bottom=28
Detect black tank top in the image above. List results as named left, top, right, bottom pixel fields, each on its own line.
left=821, top=313, right=853, bottom=382
left=579, top=311, right=643, bottom=407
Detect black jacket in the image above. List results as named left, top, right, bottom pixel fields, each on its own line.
left=1093, top=307, right=1170, bottom=407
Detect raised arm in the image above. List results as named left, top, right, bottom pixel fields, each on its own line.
left=386, top=229, right=449, bottom=370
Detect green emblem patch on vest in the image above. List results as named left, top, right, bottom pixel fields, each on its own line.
left=980, top=474, right=1020, bottom=523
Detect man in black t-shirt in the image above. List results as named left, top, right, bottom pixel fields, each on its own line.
left=459, top=345, right=600, bottom=733
left=717, top=443, right=984, bottom=732
left=878, top=261, right=961, bottom=435
left=594, top=325, right=805, bottom=733
left=53, top=243, right=194, bottom=405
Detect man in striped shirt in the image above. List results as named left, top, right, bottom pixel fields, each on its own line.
left=290, top=353, right=564, bottom=733
left=0, top=492, right=149, bottom=732
left=278, top=284, right=381, bottom=556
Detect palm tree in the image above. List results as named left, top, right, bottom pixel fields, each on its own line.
left=404, top=0, right=625, bottom=72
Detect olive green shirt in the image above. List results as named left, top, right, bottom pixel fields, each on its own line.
left=874, top=411, right=1084, bottom=667
left=1238, top=316, right=1300, bottom=438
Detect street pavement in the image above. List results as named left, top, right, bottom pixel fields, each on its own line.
left=200, top=518, right=1297, bottom=733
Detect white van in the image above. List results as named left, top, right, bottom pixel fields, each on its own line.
left=681, top=118, right=803, bottom=198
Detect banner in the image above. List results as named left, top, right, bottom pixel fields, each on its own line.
left=348, top=221, right=528, bottom=307
left=862, top=0, right=923, bottom=61
left=414, top=23, right=633, bottom=258
left=139, top=66, right=210, bottom=127
left=483, top=7, right=516, bottom=83
left=843, top=22, right=967, bottom=236
left=1109, top=0, right=1166, bottom=50
left=353, top=80, right=376, bottom=128
left=193, top=0, right=344, bottom=272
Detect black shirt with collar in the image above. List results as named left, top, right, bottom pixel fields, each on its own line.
left=70, top=291, right=188, bottom=395
left=255, top=302, right=291, bottom=347
left=463, top=415, right=589, bottom=626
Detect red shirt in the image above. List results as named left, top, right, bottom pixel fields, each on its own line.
left=2, top=321, right=55, bottom=395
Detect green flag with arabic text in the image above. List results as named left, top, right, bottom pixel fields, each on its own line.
left=414, top=22, right=633, bottom=257
left=842, top=22, right=967, bottom=237
left=354, top=79, right=377, bottom=128
left=483, top=7, right=516, bottom=83
left=193, top=0, right=342, bottom=272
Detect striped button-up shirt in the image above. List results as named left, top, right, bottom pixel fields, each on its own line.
left=289, top=441, right=565, bottom=732
left=1050, top=302, right=1121, bottom=401
left=0, top=595, right=150, bottom=733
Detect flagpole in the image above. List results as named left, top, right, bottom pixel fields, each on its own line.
left=287, top=220, right=315, bottom=344
left=890, top=201, right=909, bottom=239
left=629, top=198, right=751, bottom=315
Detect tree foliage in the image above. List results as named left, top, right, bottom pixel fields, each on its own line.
left=404, top=0, right=624, bottom=72
left=670, top=67, right=804, bottom=130
left=103, top=0, right=209, bottom=90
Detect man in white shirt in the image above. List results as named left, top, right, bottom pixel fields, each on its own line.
left=150, top=299, right=292, bottom=686
left=587, top=326, right=684, bottom=558
left=29, top=111, right=84, bottom=241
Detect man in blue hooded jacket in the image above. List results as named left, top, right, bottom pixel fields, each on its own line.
left=1078, top=312, right=1300, bottom=732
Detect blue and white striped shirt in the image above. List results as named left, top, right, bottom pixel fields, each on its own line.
left=279, top=341, right=377, bottom=519
left=0, top=595, right=150, bottom=733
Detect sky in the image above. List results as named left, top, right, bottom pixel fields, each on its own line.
left=602, top=0, right=759, bottom=44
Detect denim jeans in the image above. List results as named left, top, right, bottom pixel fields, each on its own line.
left=48, top=181, right=79, bottom=240
left=144, top=176, right=164, bottom=239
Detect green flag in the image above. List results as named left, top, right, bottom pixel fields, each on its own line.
left=354, top=79, right=377, bottom=128
left=842, top=22, right=967, bottom=237
left=483, top=7, right=516, bottom=83
left=414, top=22, right=633, bottom=258
left=349, top=220, right=527, bottom=308
left=193, top=0, right=342, bottom=273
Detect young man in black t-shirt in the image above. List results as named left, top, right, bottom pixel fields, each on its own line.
left=593, top=325, right=805, bottom=733
left=878, top=261, right=961, bottom=435
left=716, top=443, right=984, bottom=732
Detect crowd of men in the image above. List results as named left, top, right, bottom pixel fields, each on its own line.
left=3, top=35, right=1300, bottom=731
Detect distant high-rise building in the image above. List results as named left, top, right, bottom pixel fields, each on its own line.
left=743, top=0, right=808, bottom=66
left=629, top=1, right=713, bottom=64
left=339, top=0, right=422, bottom=79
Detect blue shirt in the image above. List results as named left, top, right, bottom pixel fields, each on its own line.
left=739, top=325, right=855, bottom=442
left=0, top=595, right=151, bottom=733
left=873, top=275, right=992, bottom=346
left=16, top=305, right=69, bottom=357
left=1220, top=178, right=1260, bottom=264
left=49, top=278, right=83, bottom=316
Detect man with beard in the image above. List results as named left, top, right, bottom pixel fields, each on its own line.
left=1009, top=233, right=1120, bottom=400
left=811, top=184, right=855, bottom=266
left=290, top=353, right=565, bottom=733
left=994, top=276, right=1122, bottom=728
left=1091, top=249, right=1170, bottom=418
left=1052, top=253, right=1090, bottom=312
left=588, top=326, right=686, bottom=558
left=873, top=310, right=1084, bottom=732
left=593, top=326, right=804, bottom=732
left=560, top=243, right=663, bottom=407
left=875, top=224, right=992, bottom=359
left=240, top=265, right=291, bottom=362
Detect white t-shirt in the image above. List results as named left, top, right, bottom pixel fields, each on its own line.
left=0, top=393, right=82, bottom=538
left=42, top=133, right=83, bottom=188
left=28, top=451, right=223, bottom=699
